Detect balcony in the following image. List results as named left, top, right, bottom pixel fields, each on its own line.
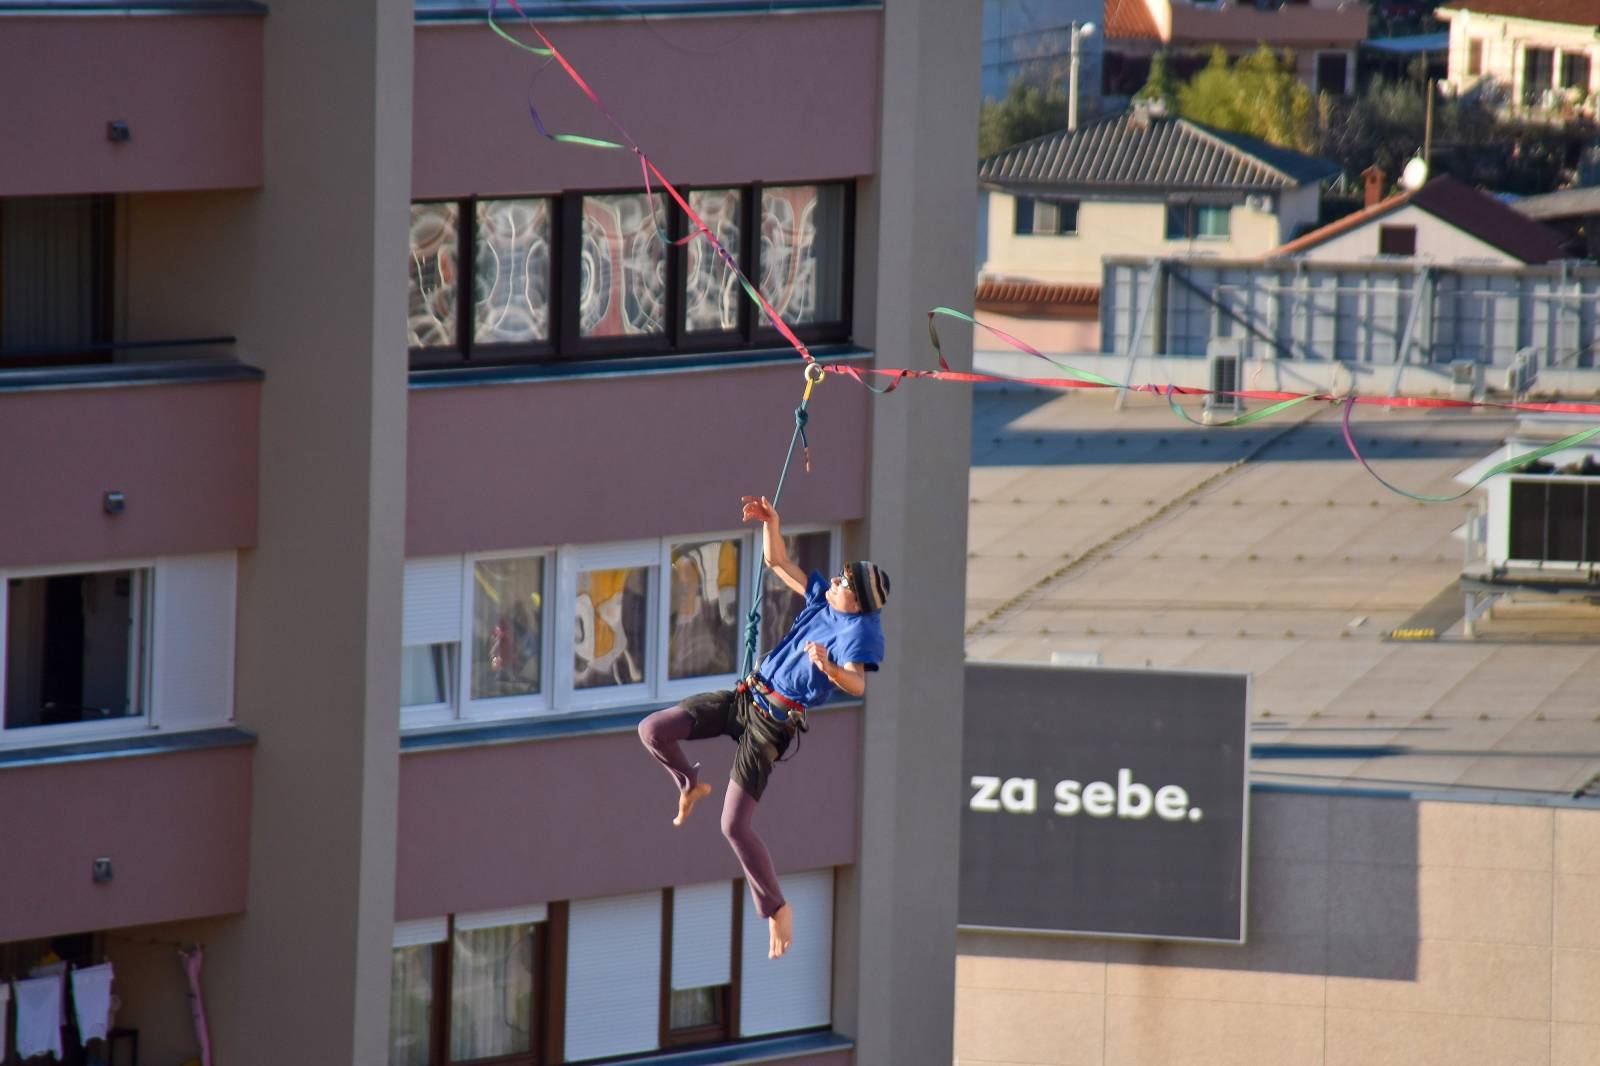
left=0, top=3, right=264, bottom=197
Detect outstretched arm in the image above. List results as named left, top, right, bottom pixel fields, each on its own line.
left=741, top=495, right=807, bottom=595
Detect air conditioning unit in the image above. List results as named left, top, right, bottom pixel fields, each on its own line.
left=1506, top=349, right=1537, bottom=397
left=1245, top=193, right=1274, bottom=213
left=1206, top=347, right=1244, bottom=414
left=1450, top=358, right=1481, bottom=400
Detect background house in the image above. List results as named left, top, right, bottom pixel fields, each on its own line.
left=977, top=108, right=1339, bottom=351
left=1515, top=183, right=1600, bottom=257
left=1438, top=0, right=1600, bottom=115
left=1103, top=0, right=1370, bottom=102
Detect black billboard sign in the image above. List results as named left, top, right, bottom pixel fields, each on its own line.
left=960, top=662, right=1249, bottom=942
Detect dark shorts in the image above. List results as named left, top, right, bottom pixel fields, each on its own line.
left=679, top=687, right=793, bottom=802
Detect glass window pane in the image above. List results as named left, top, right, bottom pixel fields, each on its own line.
left=1198, top=205, right=1230, bottom=238
left=669, top=985, right=725, bottom=1030
left=1165, top=204, right=1188, bottom=240
left=450, top=924, right=538, bottom=1062
left=401, top=644, right=453, bottom=708
left=1035, top=200, right=1060, bottom=235
left=471, top=557, right=544, bottom=701
left=579, top=193, right=667, bottom=338
left=474, top=198, right=551, bottom=345
left=760, top=532, right=831, bottom=653
left=669, top=539, right=741, bottom=680
left=389, top=944, right=435, bottom=1066
left=4, top=570, right=144, bottom=729
left=0, top=195, right=110, bottom=357
left=408, top=203, right=458, bottom=348
left=575, top=566, right=650, bottom=690
left=760, top=184, right=846, bottom=327
left=685, top=189, right=743, bottom=334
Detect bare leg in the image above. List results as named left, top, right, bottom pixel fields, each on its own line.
left=639, top=707, right=713, bottom=826
left=720, top=780, right=791, bottom=957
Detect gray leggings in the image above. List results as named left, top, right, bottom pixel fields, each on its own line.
left=638, top=701, right=787, bottom=919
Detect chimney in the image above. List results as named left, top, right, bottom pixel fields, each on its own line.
left=1362, top=165, right=1387, bottom=208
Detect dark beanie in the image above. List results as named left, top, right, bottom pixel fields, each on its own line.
left=846, top=561, right=890, bottom=613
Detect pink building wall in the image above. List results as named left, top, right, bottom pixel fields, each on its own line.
left=395, top=708, right=860, bottom=919
left=0, top=745, right=252, bottom=941
left=1168, top=1, right=1366, bottom=46
left=0, top=381, right=260, bottom=568
left=0, top=16, right=263, bottom=197
left=411, top=12, right=882, bottom=197
left=407, top=363, right=870, bottom=555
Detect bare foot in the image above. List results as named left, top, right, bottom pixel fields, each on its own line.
left=768, top=903, right=794, bottom=959
left=673, top=782, right=713, bottom=827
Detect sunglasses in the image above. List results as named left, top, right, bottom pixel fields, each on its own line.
left=832, top=571, right=853, bottom=592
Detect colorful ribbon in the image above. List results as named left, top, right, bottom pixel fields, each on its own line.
left=488, top=6, right=1600, bottom=503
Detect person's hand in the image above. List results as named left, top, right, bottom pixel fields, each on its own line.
left=805, top=641, right=833, bottom=673
left=741, top=495, right=778, bottom=525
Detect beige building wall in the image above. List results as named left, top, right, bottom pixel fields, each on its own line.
left=1289, top=203, right=1524, bottom=265
left=983, top=189, right=1320, bottom=286
left=956, top=792, right=1600, bottom=1066
left=1442, top=9, right=1600, bottom=100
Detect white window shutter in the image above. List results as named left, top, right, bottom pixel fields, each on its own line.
left=392, top=919, right=447, bottom=949
left=150, top=553, right=237, bottom=730
left=565, top=892, right=661, bottom=1061
left=672, top=882, right=732, bottom=991
left=403, top=557, right=462, bottom=647
left=455, top=903, right=547, bottom=931
left=738, top=868, right=833, bottom=1037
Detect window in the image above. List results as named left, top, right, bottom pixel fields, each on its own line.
left=0, top=554, right=236, bottom=744
left=1166, top=203, right=1230, bottom=240
left=0, top=195, right=114, bottom=366
left=1562, top=52, right=1591, bottom=92
left=410, top=183, right=853, bottom=367
left=389, top=909, right=547, bottom=1066
left=1315, top=52, right=1349, bottom=96
left=3, top=568, right=148, bottom=732
left=472, top=555, right=547, bottom=703
left=1524, top=47, right=1555, bottom=105
left=1013, top=197, right=1079, bottom=236
left=572, top=558, right=651, bottom=695
left=1379, top=224, right=1417, bottom=256
left=664, top=882, right=736, bottom=1048
left=760, top=530, right=834, bottom=653
left=667, top=538, right=742, bottom=681
left=1468, top=39, right=1484, bottom=77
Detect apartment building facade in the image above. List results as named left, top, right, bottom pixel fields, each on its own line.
left=0, top=3, right=976, bottom=1064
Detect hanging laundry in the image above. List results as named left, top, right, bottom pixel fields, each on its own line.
left=70, top=964, right=115, bottom=1043
left=14, top=974, right=64, bottom=1061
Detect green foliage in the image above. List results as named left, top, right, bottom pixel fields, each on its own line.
left=979, top=78, right=1067, bottom=158
left=1134, top=51, right=1180, bottom=111
left=1315, top=76, right=1502, bottom=183
left=1174, top=45, right=1316, bottom=153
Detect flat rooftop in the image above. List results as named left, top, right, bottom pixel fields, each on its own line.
left=965, top=385, right=1600, bottom=802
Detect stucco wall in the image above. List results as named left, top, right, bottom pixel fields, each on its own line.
left=1442, top=9, right=1600, bottom=99
left=1292, top=203, right=1523, bottom=266
left=984, top=191, right=1315, bottom=286
left=955, top=791, right=1600, bottom=1066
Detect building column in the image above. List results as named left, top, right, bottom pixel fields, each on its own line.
left=203, top=1, right=413, bottom=1063
left=843, top=0, right=978, bottom=1062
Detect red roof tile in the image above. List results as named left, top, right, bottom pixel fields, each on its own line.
left=976, top=279, right=1101, bottom=317
left=1265, top=175, right=1570, bottom=263
left=1438, top=0, right=1600, bottom=27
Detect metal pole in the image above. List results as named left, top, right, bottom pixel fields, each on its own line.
left=1069, top=25, right=1081, bottom=132
left=1423, top=79, right=1435, bottom=170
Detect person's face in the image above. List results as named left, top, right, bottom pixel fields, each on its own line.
left=826, top=570, right=862, bottom=614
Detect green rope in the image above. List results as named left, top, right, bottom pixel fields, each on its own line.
left=741, top=399, right=813, bottom=679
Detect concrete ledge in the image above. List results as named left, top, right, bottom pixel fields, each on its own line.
left=0, top=358, right=260, bottom=394
left=0, top=726, right=255, bottom=770
left=410, top=345, right=872, bottom=391
left=598, top=1031, right=851, bottom=1066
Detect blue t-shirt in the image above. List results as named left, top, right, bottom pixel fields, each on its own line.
left=758, top=570, right=885, bottom=708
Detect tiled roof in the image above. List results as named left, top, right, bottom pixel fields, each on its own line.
left=979, top=111, right=1341, bottom=193
left=1437, top=0, right=1600, bottom=28
left=975, top=279, right=1101, bottom=316
left=1267, top=175, right=1571, bottom=262
left=1104, top=0, right=1162, bottom=40
left=1514, top=185, right=1600, bottom=220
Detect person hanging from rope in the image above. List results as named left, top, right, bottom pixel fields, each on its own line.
left=638, top=495, right=889, bottom=960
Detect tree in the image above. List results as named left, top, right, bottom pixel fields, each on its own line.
left=979, top=78, right=1067, bottom=158
left=1175, top=45, right=1316, bottom=152
left=1134, top=51, right=1180, bottom=112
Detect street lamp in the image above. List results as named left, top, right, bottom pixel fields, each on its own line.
left=1068, top=20, right=1097, bottom=132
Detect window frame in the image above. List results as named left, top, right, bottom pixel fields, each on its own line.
left=658, top=883, right=742, bottom=1051
left=461, top=548, right=556, bottom=724
left=1467, top=38, right=1484, bottom=78
left=756, top=523, right=839, bottom=657
left=557, top=541, right=661, bottom=713
left=409, top=182, right=854, bottom=370
left=0, top=558, right=155, bottom=745
left=1378, top=224, right=1418, bottom=257
left=1013, top=195, right=1079, bottom=237
left=1166, top=201, right=1231, bottom=241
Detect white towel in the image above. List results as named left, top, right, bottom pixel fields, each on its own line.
left=71, top=964, right=115, bottom=1043
left=15, top=974, right=64, bottom=1060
